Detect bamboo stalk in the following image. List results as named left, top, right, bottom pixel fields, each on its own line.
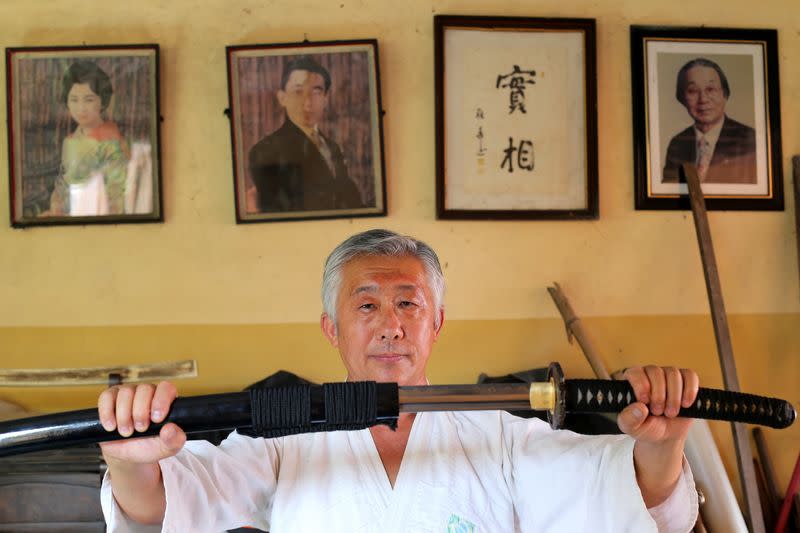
left=546, top=283, right=611, bottom=380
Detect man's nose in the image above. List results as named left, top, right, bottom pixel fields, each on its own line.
left=378, top=307, right=403, bottom=340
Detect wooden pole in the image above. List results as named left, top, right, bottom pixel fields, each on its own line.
left=792, top=156, right=800, bottom=298
left=681, top=162, right=765, bottom=533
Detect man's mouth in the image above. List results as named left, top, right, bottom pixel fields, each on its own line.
left=369, top=354, right=405, bottom=363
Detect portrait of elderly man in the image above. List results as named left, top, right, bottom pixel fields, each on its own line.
left=248, top=55, right=364, bottom=213
left=662, top=57, right=757, bottom=184
left=98, top=229, right=700, bottom=532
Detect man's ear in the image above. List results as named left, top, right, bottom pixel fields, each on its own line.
left=320, top=313, right=338, bottom=347
left=276, top=90, right=287, bottom=108
left=432, top=308, right=445, bottom=342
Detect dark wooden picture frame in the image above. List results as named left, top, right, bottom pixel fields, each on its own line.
left=6, top=45, right=163, bottom=227
left=631, top=26, right=783, bottom=211
left=226, top=40, right=387, bottom=223
left=434, top=15, right=598, bottom=220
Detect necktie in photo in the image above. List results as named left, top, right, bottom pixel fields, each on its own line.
left=696, top=135, right=712, bottom=181
left=310, top=130, right=336, bottom=177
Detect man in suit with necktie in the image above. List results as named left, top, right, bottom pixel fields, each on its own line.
left=662, top=57, right=757, bottom=184
left=249, top=56, right=364, bottom=213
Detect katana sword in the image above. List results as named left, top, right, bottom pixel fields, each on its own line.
left=0, top=363, right=794, bottom=457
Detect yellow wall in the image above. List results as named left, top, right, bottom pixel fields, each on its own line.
left=0, top=0, right=798, bottom=505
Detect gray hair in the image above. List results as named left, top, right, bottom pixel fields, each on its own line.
left=322, top=229, right=445, bottom=327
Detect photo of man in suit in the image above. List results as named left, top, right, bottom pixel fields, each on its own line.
left=662, top=58, right=756, bottom=184
left=248, top=56, right=364, bottom=212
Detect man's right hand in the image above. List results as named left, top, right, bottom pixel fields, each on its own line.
left=98, top=381, right=186, bottom=465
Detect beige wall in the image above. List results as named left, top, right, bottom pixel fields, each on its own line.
left=0, top=0, right=797, bottom=504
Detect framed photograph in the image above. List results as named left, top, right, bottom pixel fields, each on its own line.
left=6, top=45, right=162, bottom=227
left=434, top=16, right=598, bottom=220
left=227, top=39, right=386, bottom=223
left=631, top=26, right=783, bottom=210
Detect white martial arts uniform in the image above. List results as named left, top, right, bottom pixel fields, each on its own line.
left=101, top=410, right=697, bottom=532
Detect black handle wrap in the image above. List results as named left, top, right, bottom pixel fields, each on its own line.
left=564, top=379, right=796, bottom=429
left=249, top=381, right=396, bottom=438
left=249, top=384, right=312, bottom=436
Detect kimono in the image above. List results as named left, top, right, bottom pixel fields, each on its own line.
left=49, top=121, right=129, bottom=216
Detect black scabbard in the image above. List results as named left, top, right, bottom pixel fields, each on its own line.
left=0, top=392, right=252, bottom=458
left=0, top=383, right=401, bottom=458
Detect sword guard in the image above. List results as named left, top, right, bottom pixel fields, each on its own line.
left=547, top=362, right=567, bottom=430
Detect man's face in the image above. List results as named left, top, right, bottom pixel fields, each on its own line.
left=277, top=69, right=328, bottom=129
left=683, top=65, right=727, bottom=129
left=321, top=255, right=444, bottom=386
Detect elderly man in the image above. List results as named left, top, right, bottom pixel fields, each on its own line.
left=662, top=57, right=756, bottom=184
left=248, top=55, right=363, bottom=213
left=99, top=229, right=698, bottom=532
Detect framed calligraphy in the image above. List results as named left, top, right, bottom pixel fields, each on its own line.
left=434, top=16, right=598, bottom=220
left=7, top=45, right=162, bottom=227
left=631, top=26, right=783, bottom=211
left=227, top=40, right=387, bottom=223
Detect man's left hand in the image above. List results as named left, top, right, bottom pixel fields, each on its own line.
left=617, top=365, right=700, bottom=507
left=617, top=365, right=699, bottom=444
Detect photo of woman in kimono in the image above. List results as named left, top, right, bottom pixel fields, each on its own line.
left=48, top=60, right=130, bottom=216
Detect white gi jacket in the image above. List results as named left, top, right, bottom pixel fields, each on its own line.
left=102, top=410, right=697, bottom=532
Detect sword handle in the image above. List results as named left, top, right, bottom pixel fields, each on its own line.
left=563, top=379, right=796, bottom=430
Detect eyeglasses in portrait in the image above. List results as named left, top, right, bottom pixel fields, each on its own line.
left=631, top=26, right=783, bottom=211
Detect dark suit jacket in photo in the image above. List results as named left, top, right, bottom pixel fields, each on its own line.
left=248, top=120, right=364, bottom=212
left=662, top=116, right=757, bottom=184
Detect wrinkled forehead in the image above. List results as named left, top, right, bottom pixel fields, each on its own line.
left=340, top=254, right=431, bottom=297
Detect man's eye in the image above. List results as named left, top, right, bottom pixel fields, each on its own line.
left=359, top=303, right=375, bottom=310
left=399, top=301, right=416, bottom=308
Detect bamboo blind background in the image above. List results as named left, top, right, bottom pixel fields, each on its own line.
left=234, top=51, right=377, bottom=211
left=12, top=55, right=155, bottom=216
